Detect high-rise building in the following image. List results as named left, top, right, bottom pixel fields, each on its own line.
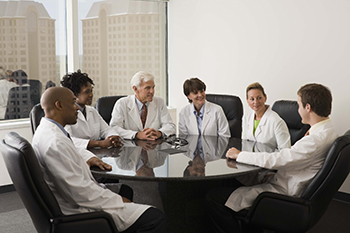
left=0, top=0, right=56, bottom=87
left=82, top=0, right=165, bottom=100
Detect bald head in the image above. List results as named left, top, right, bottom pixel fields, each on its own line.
left=41, top=87, right=78, bottom=126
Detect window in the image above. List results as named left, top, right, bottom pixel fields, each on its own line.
left=0, top=0, right=67, bottom=121
left=0, top=0, right=168, bottom=121
left=77, top=0, right=168, bottom=103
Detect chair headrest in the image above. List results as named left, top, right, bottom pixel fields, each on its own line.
left=272, top=100, right=307, bottom=129
left=206, top=94, right=243, bottom=120
left=4, top=132, right=31, bottom=152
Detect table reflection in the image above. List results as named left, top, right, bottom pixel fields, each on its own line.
left=90, top=135, right=277, bottom=181
left=180, top=135, right=228, bottom=177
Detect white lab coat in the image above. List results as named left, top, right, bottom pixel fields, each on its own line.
left=225, top=119, right=338, bottom=212
left=0, top=79, right=18, bottom=119
left=242, top=106, right=291, bottom=150
left=178, top=100, right=231, bottom=137
left=110, top=95, right=176, bottom=139
left=32, top=118, right=150, bottom=232
left=65, top=106, right=118, bottom=149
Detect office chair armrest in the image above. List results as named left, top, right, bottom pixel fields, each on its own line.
left=245, top=192, right=311, bottom=232
left=51, top=211, right=118, bottom=233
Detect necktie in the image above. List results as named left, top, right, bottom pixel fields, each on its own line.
left=141, top=149, right=148, bottom=165
left=82, top=108, right=87, bottom=119
left=141, top=103, right=147, bottom=127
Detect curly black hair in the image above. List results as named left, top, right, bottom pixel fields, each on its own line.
left=60, top=69, right=94, bottom=96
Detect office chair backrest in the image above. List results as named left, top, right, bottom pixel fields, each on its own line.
left=5, top=86, right=32, bottom=119
left=206, top=94, right=243, bottom=138
left=0, top=132, right=63, bottom=233
left=45, top=80, right=56, bottom=89
left=243, top=130, right=350, bottom=233
left=272, top=100, right=310, bottom=145
left=29, top=103, right=45, bottom=135
left=95, top=95, right=126, bottom=124
left=28, top=79, right=42, bottom=107
left=301, top=130, right=350, bottom=227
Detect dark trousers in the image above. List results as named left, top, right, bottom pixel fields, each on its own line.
left=121, top=207, right=166, bottom=233
left=206, top=186, right=242, bottom=233
left=205, top=180, right=264, bottom=233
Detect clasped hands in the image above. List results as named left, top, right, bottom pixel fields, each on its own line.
left=99, top=135, right=123, bottom=148
left=135, top=128, right=162, bottom=140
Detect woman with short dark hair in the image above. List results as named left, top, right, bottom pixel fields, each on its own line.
left=178, top=77, right=230, bottom=137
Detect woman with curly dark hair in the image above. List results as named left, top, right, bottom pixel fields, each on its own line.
left=61, top=69, right=122, bottom=150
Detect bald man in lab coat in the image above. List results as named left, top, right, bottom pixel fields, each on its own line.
left=32, top=87, right=165, bottom=233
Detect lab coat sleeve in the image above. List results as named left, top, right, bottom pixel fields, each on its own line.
left=157, top=98, right=176, bottom=136
left=236, top=136, right=316, bottom=170
left=78, top=148, right=96, bottom=162
left=274, top=118, right=291, bottom=149
left=178, top=107, right=189, bottom=135
left=216, top=107, right=231, bottom=137
left=95, top=108, right=119, bottom=139
left=42, top=140, right=124, bottom=210
left=241, top=114, right=249, bottom=140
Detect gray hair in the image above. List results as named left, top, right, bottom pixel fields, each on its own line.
left=130, top=71, right=154, bottom=88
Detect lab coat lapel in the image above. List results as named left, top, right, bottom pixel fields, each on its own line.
left=127, top=98, right=143, bottom=131
left=255, top=108, right=270, bottom=137
left=189, top=109, right=199, bottom=134
left=201, top=102, right=211, bottom=134
left=145, top=100, right=156, bottom=128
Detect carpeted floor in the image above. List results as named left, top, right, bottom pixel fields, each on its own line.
left=1, top=190, right=350, bottom=233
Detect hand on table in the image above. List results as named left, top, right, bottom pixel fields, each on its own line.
left=100, top=135, right=123, bottom=148
left=87, top=157, right=112, bottom=171
left=226, top=147, right=241, bottom=160
left=136, top=128, right=162, bottom=140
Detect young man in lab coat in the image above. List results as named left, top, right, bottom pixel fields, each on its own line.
left=110, top=71, right=176, bottom=140
left=206, top=83, right=338, bottom=233
left=32, top=87, right=166, bottom=232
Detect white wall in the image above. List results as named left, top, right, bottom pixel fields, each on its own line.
left=168, top=0, right=350, bottom=193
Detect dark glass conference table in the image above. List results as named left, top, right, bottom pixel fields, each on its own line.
left=90, top=135, right=276, bottom=181
left=90, top=135, right=276, bottom=233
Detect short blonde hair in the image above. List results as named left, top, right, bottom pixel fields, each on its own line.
left=246, top=82, right=266, bottom=99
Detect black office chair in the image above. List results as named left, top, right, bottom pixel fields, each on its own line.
left=95, top=95, right=126, bottom=124
left=206, top=94, right=243, bottom=138
left=236, top=130, right=350, bottom=233
left=272, top=100, right=310, bottom=145
left=45, top=80, right=56, bottom=89
left=5, top=86, right=32, bottom=119
left=28, top=79, right=42, bottom=107
left=0, top=132, right=119, bottom=233
left=29, top=103, right=45, bottom=135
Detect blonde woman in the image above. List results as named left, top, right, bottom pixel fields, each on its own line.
left=242, top=82, right=291, bottom=149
